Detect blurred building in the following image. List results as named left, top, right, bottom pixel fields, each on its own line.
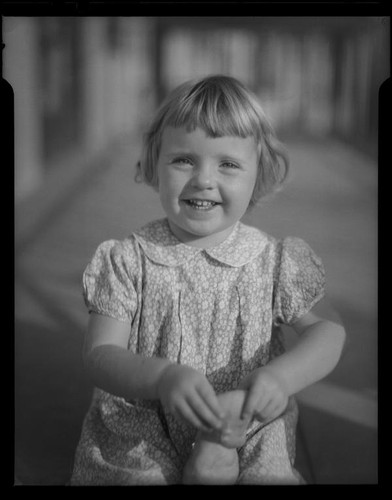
left=5, top=16, right=389, bottom=205
left=6, top=17, right=156, bottom=203
left=156, top=17, right=388, bottom=146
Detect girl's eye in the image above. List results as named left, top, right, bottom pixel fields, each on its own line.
left=172, top=157, right=193, bottom=165
left=221, top=161, right=239, bottom=169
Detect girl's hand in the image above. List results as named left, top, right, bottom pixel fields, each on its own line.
left=157, top=364, right=224, bottom=432
left=238, top=367, right=289, bottom=424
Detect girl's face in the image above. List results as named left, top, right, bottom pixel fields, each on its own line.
left=156, top=126, right=259, bottom=247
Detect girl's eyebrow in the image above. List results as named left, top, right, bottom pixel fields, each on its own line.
left=163, top=151, right=251, bottom=165
left=163, top=150, right=195, bottom=157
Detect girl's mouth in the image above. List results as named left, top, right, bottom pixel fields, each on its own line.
left=183, top=199, right=220, bottom=210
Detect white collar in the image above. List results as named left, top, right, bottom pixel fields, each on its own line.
left=133, top=218, right=269, bottom=268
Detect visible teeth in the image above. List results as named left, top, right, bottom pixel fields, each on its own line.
left=187, top=199, right=216, bottom=208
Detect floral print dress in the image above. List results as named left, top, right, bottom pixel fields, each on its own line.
left=71, top=218, right=325, bottom=485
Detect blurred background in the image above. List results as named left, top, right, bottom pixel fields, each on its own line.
left=8, top=16, right=388, bottom=484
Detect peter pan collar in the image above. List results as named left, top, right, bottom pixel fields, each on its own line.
left=133, top=218, right=269, bottom=268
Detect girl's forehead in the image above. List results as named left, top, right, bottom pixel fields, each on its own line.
left=159, top=126, right=260, bottom=162
left=161, top=126, right=258, bottom=149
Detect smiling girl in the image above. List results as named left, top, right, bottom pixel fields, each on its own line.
left=71, top=75, right=346, bottom=485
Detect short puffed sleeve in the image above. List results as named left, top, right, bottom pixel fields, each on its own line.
left=82, top=240, right=138, bottom=323
left=273, top=237, right=325, bottom=325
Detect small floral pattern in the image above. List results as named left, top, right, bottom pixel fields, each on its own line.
left=71, top=218, right=325, bottom=485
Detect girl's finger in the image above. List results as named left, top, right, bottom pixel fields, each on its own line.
left=197, top=384, right=224, bottom=421
left=255, top=399, right=279, bottom=422
left=189, top=391, right=223, bottom=430
left=241, top=387, right=263, bottom=421
left=175, top=400, right=212, bottom=431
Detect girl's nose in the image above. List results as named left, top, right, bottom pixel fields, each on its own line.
left=190, top=164, right=216, bottom=189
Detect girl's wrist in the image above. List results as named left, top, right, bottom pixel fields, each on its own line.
left=258, top=364, right=292, bottom=397
left=154, top=361, right=176, bottom=400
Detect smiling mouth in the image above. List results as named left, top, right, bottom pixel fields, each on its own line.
left=183, top=199, right=220, bottom=210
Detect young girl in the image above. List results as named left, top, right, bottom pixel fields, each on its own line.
left=71, top=75, right=346, bottom=485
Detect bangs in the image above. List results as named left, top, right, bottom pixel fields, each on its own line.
left=163, top=77, right=264, bottom=140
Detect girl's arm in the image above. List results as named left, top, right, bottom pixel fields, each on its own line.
left=265, top=298, right=347, bottom=395
left=239, top=299, right=347, bottom=422
left=83, top=313, right=171, bottom=400
left=83, top=313, right=223, bottom=430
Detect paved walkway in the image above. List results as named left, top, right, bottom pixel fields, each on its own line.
left=15, top=133, right=378, bottom=484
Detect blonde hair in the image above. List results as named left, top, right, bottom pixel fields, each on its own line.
left=136, top=75, right=289, bottom=209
